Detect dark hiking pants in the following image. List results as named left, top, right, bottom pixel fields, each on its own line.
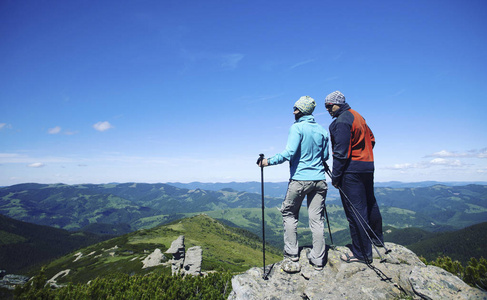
left=340, top=172, right=383, bottom=262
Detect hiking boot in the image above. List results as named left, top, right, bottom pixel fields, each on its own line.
left=306, top=249, right=323, bottom=271
left=372, top=239, right=384, bottom=247
left=283, top=252, right=299, bottom=262
left=281, top=258, right=301, bottom=273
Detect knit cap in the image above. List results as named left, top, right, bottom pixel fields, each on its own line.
left=325, top=91, right=346, bottom=105
left=293, top=96, right=316, bottom=115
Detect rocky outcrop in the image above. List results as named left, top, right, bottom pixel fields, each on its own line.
left=165, top=235, right=202, bottom=276
left=165, top=235, right=186, bottom=275
left=0, top=274, right=29, bottom=290
left=229, top=243, right=487, bottom=300
left=142, top=248, right=166, bottom=269
left=183, top=246, right=202, bottom=276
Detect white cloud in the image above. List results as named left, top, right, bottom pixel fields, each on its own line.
left=387, top=163, right=415, bottom=170
left=27, top=162, right=45, bottom=168
left=385, top=158, right=464, bottom=171
left=221, top=53, right=244, bottom=69
left=0, top=123, right=12, bottom=130
left=477, top=148, right=487, bottom=158
left=429, top=158, right=463, bottom=167
left=48, top=126, right=62, bottom=134
left=64, top=130, right=78, bottom=135
left=0, top=153, right=74, bottom=164
left=93, top=121, right=114, bottom=132
left=427, top=148, right=487, bottom=159
left=290, top=59, right=315, bottom=70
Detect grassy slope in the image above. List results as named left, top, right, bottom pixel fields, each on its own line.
left=40, top=214, right=282, bottom=285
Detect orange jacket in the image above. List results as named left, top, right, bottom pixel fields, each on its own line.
left=329, top=103, right=375, bottom=184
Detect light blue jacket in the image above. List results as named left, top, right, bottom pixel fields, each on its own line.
left=268, top=115, right=329, bottom=180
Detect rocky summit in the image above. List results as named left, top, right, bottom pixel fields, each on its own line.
left=229, top=243, right=486, bottom=300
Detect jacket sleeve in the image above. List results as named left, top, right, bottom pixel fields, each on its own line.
left=322, top=132, right=330, bottom=163
left=268, top=124, right=301, bottom=165
left=331, top=120, right=352, bottom=185
left=369, top=125, right=376, bottom=148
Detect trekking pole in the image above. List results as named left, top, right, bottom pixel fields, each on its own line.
left=322, top=160, right=336, bottom=250
left=257, top=154, right=269, bottom=280
left=323, top=203, right=336, bottom=250
left=324, top=163, right=391, bottom=262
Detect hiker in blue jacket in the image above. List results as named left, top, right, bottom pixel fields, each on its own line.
left=258, top=96, right=330, bottom=271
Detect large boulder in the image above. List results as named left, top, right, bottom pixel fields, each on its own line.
left=229, top=243, right=487, bottom=300
left=165, top=235, right=185, bottom=275
left=183, top=246, right=202, bottom=276
left=142, top=248, right=166, bottom=269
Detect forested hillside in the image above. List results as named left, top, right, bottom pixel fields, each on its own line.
left=0, top=214, right=108, bottom=273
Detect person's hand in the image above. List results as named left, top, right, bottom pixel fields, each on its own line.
left=256, top=155, right=269, bottom=167
left=331, top=176, right=341, bottom=188
left=257, top=158, right=269, bottom=167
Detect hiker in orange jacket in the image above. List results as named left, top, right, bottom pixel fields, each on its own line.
left=325, top=91, right=384, bottom=264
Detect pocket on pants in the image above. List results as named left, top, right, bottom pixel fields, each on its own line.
left=281, top=180, right=304, bottom=214
left=316, top=180, right=328, bottom=196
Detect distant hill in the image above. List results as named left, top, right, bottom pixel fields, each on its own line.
left=375, top=184, right=487, bottom=230
left=37, top=214, right=282, bottom=285
left=166, top=181, right=487, bottom=197
left=167, top=181, right=291, bottom=198
left=0, top=214, right=109, bottom=273
left=1, top=183, right=486, bottom=249
left=376, top=181, right=487, bottom=188
left=405, top=222, right=487, bottom=265
left=373, top=222, right=487, bottom=265
left=0, top=183, right=283, bottom=232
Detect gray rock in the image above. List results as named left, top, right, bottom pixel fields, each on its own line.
left=409, top=265, right=486, bottom=300
left=228, top=243, right=487, bottom=300
left=166, top=235, right=185, bottom=254
left=281, top=259, right=301, bottom=274
left=183, top=246, right=202, bottom=276
left=165, top=235, right=185, bottom=275
left=142, top=248, right=166, bottom=269
left=0, top=274, right=30, bottom=290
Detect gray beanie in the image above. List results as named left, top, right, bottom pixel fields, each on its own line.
left=325, top=91, right=346, bottom=105
left=294, top=96, right=316, bottom=115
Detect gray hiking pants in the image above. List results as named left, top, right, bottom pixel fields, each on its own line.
left=280, top=180, right=328, bottom=266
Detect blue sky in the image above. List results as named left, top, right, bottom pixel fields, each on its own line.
left=1, top=0, right=486, bottom=185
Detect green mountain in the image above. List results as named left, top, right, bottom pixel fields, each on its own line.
left=37, top=214, right=282, bottom=285
left=405, top=222, right=487, bottom=265
left=0, top=214, right=109, bottom=273
left=375, top=184, right=487, bottom=230
left=380, top=222, right=487, bottom=265
left=0, top=183, right=282, bottom=232
left=1, top=182, right=486, bottom=255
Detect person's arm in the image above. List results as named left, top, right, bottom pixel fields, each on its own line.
left=322, top=131, right=330, bottom=163
left=368, top=125, right=375, bottom=148
left=331, top=121, right=352, bottom=186
left=267, top=124, right=301, bottom=166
